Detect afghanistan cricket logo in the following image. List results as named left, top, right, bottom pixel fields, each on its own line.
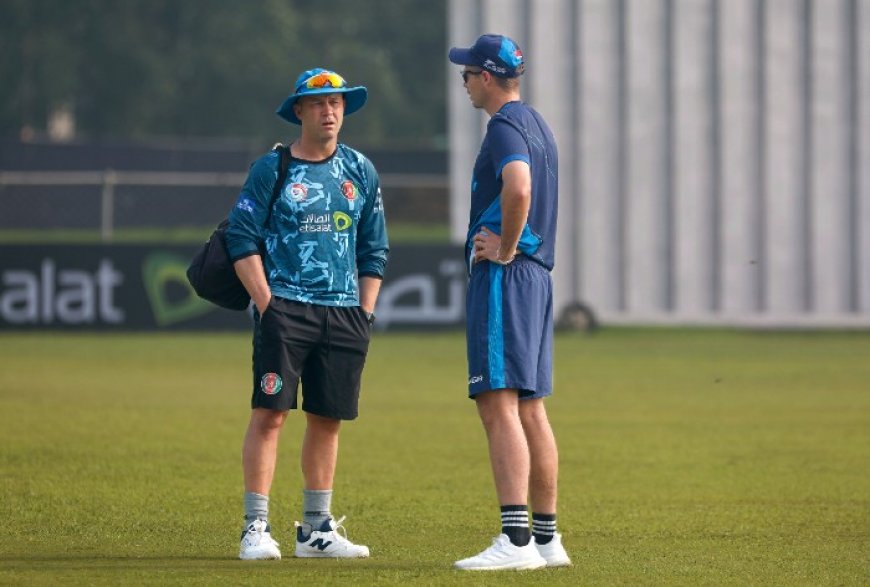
left=289, top=183, right=308, bottom=202
left=340, top=180, right=357, bottom=201
left=260, top=373, right=283, bottom=395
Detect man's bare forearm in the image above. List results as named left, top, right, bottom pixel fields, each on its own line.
left=234, top=255, right=271, bottom=314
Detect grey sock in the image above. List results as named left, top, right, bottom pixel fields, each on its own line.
left=302, top=489, right=333, bottom=530
left=244, top=491, right=269, bottom=525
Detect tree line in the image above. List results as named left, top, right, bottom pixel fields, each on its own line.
left=0, top=0, right=447, bottom=148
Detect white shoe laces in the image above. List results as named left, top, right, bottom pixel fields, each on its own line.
left=329, top=515, right=351, bottom=542
left=245, top=520, right=279, bottom=547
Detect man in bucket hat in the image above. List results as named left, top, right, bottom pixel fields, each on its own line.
left=448, top=35, right=571, bottom=571
left=225, top=67, right=388, bottom=560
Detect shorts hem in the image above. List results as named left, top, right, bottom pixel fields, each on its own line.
left=250, top=404, right=294, bottom=412
left=468, top=383, right=552, bottom=400
left=302, top=406, right=359, bottom=421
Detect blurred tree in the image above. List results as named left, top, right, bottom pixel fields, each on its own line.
left=0, top=0, right=447, bottom=148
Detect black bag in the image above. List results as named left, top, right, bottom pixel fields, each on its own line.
left=186, top=144, right=291, bottom=310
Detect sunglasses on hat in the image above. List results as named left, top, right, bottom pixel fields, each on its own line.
left=300, top=71, right=347, bottom=91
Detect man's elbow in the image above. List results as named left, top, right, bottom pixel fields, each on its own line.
left=505, top=186, right=532, bottom=209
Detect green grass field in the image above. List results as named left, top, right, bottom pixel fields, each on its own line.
left=1, top=329, right=868, bottom=585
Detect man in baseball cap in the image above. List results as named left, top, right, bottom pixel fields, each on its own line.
left=448, top=34, right=572, bottom=572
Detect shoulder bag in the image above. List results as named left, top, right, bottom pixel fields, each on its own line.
left=186, top=144, right=291, bottom=310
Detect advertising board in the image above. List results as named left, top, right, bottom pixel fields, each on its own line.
left=0, top=244, right=466, bottom=331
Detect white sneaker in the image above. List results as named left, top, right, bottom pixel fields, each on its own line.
left=535, top=532, right=572, bottom=567
left=454, top=534, right=547, bottom=571
left=239, top=519, right=281, bottom=560
left=294, top=516, right=370, bottom=558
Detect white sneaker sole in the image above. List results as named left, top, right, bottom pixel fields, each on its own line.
left=239, top=548, right=281, bottom=560
left=295, top=549, right=369, bottom=558
left=454, top=558, right=547, bottom=571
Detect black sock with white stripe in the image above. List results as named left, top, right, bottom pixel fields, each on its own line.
left=500, top=505, right=531, bottom=546
left=532, top=512, right=557, bottom=545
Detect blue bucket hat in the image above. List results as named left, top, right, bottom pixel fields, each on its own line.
left=448, top=34, right=525, bottom=78
left=276, top=68, right=368, bottom=125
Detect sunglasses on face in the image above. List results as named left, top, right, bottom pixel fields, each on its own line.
left=461, top=69, right=484, bottom=83
left=301, top=72, right=347, bottom=91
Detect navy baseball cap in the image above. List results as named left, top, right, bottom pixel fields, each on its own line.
left=276, top=68, right=367, bottom=125
left=448, top=34, right=525, bottom=78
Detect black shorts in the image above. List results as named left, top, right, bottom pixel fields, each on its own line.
left=251, top=297, right=372, bottom=420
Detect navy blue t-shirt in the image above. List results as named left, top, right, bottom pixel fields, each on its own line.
left=466, top=101, right=559, bottom=271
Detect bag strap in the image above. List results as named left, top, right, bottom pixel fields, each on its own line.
left=264, top=143, right=291, bottom=226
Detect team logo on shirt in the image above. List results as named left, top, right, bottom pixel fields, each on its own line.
left=289, top=183, right=308, bottom=202
left=341, top=180, right=357, bottom=201
left=261, top=373, right=283, bottom=395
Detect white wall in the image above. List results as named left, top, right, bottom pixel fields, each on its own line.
left=448, top=0, right=870, bottom=327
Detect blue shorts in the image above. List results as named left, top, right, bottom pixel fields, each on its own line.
left=466, top=255, right=554, bottom=399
